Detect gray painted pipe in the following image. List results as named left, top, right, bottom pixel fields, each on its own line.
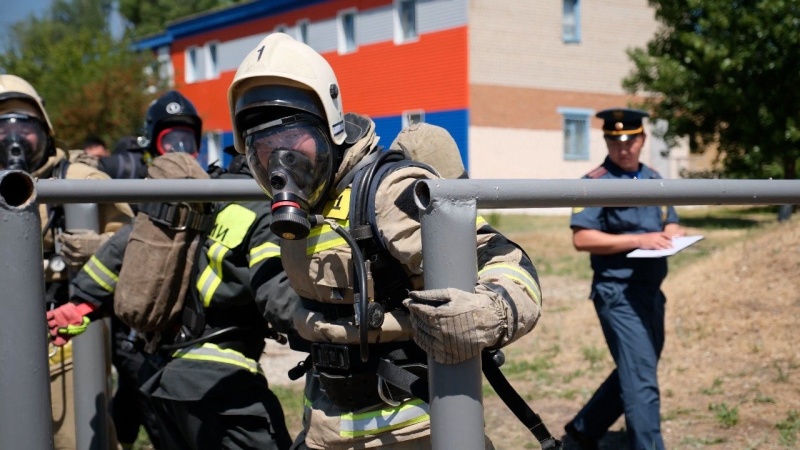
left=416, top=192, right=484, bottom=450
left=65, top=204, right=110, bottom=450
left=0, top=170, right=55, bottom=450
left=415, top=178, right=800, bottom=208
left=35, top=178, right=800, bottom=205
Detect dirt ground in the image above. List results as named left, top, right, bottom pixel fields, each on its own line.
left=260, top=216, right=800, bottom=449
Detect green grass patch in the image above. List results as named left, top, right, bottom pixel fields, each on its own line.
left=708, top=402, right=739, bottom=428
left=776, top=410, right=800, bottom=446
left=701, top=378, right=724, bottom=395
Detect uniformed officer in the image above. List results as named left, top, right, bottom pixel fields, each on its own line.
left=565, top=108, right=683, bottom=450
left=227, top=33, right=543, bottom=449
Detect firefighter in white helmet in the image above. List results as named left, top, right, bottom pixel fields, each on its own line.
left=0, top=74, right=131, bottom=449
left=228, top=33, right=543, bottom=449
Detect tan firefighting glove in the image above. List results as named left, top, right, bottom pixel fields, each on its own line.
left=403, top=285, right=507, bottom=364
left=57, top=229, right=111, bottom=270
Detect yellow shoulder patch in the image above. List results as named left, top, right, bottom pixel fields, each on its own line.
left=208, top=204, right=257, bottom=248
left=572, top=207, right=585, bottom=214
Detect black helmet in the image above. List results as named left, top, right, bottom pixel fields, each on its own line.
left=141, top=91, right=202, bottom=156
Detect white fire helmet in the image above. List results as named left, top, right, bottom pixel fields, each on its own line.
left=227, top=32, right=346, bottom=154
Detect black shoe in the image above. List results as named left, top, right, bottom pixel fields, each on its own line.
left=564, top=421, right=599, bottom=450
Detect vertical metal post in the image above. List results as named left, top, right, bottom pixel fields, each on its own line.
left=0, top=170, right=55, bottom=450
left=64, top=203, right=110, bottom=450
left=417, top=189, right=484, bottom=450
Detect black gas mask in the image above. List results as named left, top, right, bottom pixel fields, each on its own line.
left=0, top=115, right=48, bottom=172
left=244, top=114, right=334, bottom=240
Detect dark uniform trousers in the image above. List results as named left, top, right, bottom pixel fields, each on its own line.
left=144, top=349, right=293, bottom=450
left=572, top=280, right=666, bottom=450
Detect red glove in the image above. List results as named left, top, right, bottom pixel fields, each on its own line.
left=46, top=302, right=97, bottom=346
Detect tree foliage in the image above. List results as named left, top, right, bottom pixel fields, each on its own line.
left=119, top=0, right=245, bottom=37
left=0, top=0, right=156, bottom=150
left=624, top=0, right=800, bottom=179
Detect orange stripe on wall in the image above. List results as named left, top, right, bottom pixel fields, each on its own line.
left=327, top=27, right=468, bottom=117
left=175, top=26, right=468, bottom=129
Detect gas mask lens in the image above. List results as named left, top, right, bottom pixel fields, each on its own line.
left=156, top=127, right=198, bottom=155
left=0, top=115, right=47, bottom=171
left=244, top=119, right=333, bottom=209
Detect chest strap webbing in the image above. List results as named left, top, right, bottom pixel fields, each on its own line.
left=139, top=202, right=216, bottom=233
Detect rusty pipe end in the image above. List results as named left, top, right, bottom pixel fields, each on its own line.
left=0, top=170, right=36, bottom=209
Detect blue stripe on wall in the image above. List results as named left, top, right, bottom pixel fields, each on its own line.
left=198, top=108, right=469, bottom=173
left=372, top=109, right=469, bottom=174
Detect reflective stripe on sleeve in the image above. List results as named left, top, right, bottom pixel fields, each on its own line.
left=196, top=242, right=229, bottom=307
left=306, top=219, right=349, bottom=256
left=82, top=255, right=119, bottom=293
left=339, top=398, right=429, bottom=438
left=171, top=343, right=263, bottom=374
left=479, top=263, right=541, bottom=306
left=249, top=241, right=280, bottom=267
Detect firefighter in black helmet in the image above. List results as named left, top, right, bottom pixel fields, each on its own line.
left=140, top=90, right=202, bottom=164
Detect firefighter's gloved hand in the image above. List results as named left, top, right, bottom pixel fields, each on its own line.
left=46, top=302, right=96, bottom=346
left=58, top=230, right=110, bottom=270
left=403, top=286, right=506, bottom=364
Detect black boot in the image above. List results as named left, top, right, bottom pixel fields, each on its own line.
left=564, top=421, right=599, bottom=450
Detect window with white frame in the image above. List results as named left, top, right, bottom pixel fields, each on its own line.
left=205, top=131, right=223, bottom=166
left=204, top=42, right=219, bottom=79
left=296, top=20, right=309, bottom=44
left=402, top=110, right=425, bottom=128
left=338, top=9, right=357, bottom=54
left=185, top=46, right=200, bottom=83
left=394, top=0, right=417, bottom=44
left=563, top=0, right=581, bottom=43
left=558, top=108, right=591, bottom=160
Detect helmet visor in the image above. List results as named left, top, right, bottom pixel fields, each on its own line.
left=0, top=115, right=48, bottom=170
left=156, top=127, right=198, bottom=156
left=244, top=116, right=333, bottom=209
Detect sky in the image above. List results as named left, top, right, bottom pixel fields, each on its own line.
left=0, top=0, right=125, bottom=54
left=0, top=0, right=54, bottom=50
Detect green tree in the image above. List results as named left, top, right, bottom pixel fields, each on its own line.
left=623, top=0, right=800, bottom=180
left=119, top=0, right=245, bottom=37
left=0, top=0, right=156, bottom=149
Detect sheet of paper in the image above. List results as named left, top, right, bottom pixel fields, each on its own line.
left=627, top=235, right=704, bottom=258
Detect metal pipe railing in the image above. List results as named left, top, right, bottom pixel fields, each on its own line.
left=413, top=178, right=800, bottom=450
left=65, top=203, right=112, bottom=450
left=15, top=176, right=800, bottom=450
left=0, top=170, right=54, bottom=450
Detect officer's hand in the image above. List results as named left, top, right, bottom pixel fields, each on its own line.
left=637, top=232, right=674, bottom=250
left=403, top=286, right=505, bottom=364
left=46, top=302, right=96, bottom=346
left=57, top=230, right=110, bottom=270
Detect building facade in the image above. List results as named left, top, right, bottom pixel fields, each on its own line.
left=137, top=0, right=691, bottom=180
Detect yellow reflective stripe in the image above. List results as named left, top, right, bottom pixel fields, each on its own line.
left=476, top=215, right=488, bottom=228
left=340, top=398, right=430, bottom=438
left=82, top=255, right=118, bottom=293
left=249, top=241, right=280, bottom=267
left=306, top=219, right=349, bottom=256
left=171, top=343, right=262, bottom=374
left=479, top=263, right=542, bottom=306
left=196, top=242, right=228, bottom=307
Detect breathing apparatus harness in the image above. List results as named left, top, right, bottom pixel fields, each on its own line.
left=290, top=147, right=562, bottom=448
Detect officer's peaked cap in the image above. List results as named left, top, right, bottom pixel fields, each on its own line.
left=596, top=108, right=649, bottom=141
